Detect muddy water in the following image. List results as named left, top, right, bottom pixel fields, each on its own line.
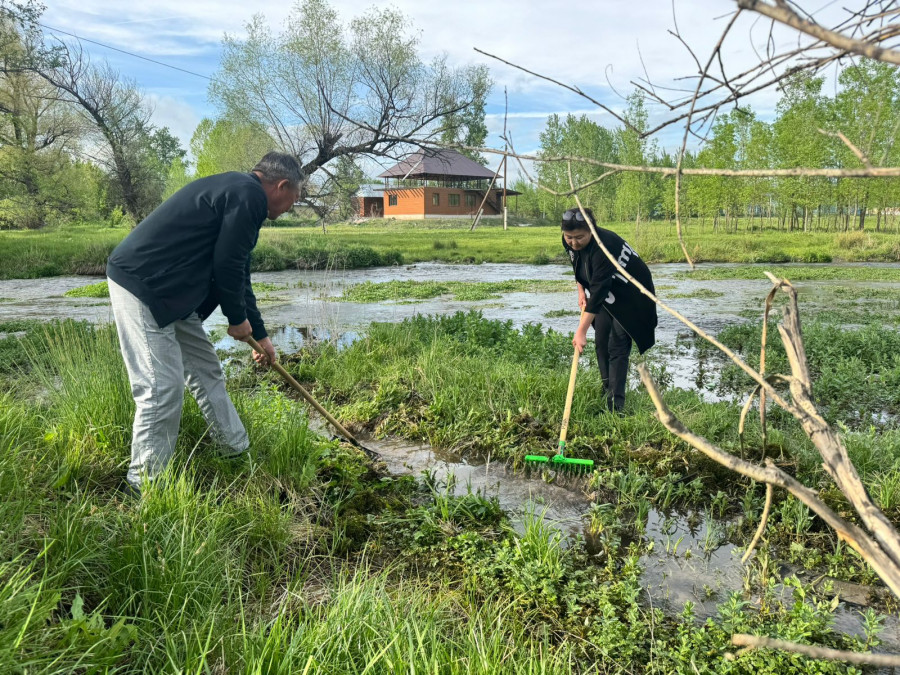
left=8, top=262, right=895, bottom=397
left=366, top=433, right=900, bottom=653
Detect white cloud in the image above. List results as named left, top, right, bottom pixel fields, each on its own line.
left=485, top=109, right=610, bottom=120
left=41, top=0, right=854, bottom=158
left=146, top=93, right=200, bottom=152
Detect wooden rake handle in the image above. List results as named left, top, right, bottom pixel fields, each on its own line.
left=245, top=336, right=376, bottom=458
left=558, top=310, right=584, bottom=452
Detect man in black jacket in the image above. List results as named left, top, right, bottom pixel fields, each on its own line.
left=561, top=207, right=657, bottom=413
left=107, top=151, right=301, bottom=492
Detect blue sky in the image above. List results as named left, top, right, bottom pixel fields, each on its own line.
left=41, top=0, right=841, bottom=175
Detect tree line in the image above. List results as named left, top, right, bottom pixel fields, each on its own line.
left=0, top=0, right=489, bottom=229
left=4, top=0, right=897, bottom=233
left=514, top=64, right=900, bottom=232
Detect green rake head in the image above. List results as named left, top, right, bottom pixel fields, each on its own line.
left=524, top=453, right=594, bottom=475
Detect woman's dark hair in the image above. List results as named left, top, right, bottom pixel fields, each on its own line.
left=561, top=207, right=595, bottom=231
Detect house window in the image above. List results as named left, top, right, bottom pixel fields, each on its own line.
left=465, top=194, right=476, bottom=207
left=449, top=194, right=460, bottom=207
left=432, top=193, right=440, bottom=206
left=388, top=194, right=398, bottom=206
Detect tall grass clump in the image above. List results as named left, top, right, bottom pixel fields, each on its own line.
left=232, top=572, right=578, bottom=674
left=23, top=321, right=133, bottom=487
left=63, top=281, right=109, bottom=298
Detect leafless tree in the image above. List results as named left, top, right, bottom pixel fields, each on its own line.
left=209, top=0, right=490, bottom=218
left=39, top=41, right=158, bottom=220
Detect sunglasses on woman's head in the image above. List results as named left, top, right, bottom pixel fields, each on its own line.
left=562, top=209, right=588, bottom=223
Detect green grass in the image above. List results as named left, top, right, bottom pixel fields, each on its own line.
left=0, top=318, right=877, bottom=672
left=0, top=222, right=123, bottom=279
left=714, top=319, right=900, bottom=428
left=63, top=281, right=109, bottom=298
left=338, top=279, right=573, bottom=303
left=677, top=265, right=900, bottom=282
left=3, top=218, right=900, bottom=279
left=252, top=282, right=287, bottom=293
left=543, top=309, right=581, bottom=318
left=666, top=287, right=725, bottom=299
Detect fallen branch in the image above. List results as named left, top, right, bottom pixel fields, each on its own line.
left=637, top=360, right=900, bottom=596
left=731, top=634, right=900, bottom=667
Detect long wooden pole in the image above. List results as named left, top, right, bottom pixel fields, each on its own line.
left=558, top=340, right=581, bottom=455
left=502, top=153, right=508, bottom=231
left=469, top=160, right=502, bottom=232
left=502, top=86, right=509, bottom=231
left=245, top=337, right=378, bottom=459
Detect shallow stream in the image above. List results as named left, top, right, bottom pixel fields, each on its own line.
left=4, top=261, right=898, bottom=399
left=364, top=432, right=900, bottom=655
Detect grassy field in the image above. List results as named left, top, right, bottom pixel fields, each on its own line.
left=676, top=265, right=900, bottom=281
left=1, top=218, right=899, bottom=279
left=0, top=313, right=886, bottom=672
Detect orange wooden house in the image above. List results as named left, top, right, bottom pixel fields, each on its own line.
left=353, top=149, right=516, bottom=219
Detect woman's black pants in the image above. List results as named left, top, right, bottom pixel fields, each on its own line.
left=593, top=309, right=632, bottom=412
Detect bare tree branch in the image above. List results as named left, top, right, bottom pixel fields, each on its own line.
left=737, top=0, right=900, bottom=65
left=819, top=127, right=874, bottom=168
left=472, top=47, right=635, bottom=132
left=638, top=359, right=900, bottom=597
left=731, top=634, right=900, bottom=666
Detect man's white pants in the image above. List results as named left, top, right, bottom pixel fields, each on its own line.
left=108, top=279, right=249, bottom=488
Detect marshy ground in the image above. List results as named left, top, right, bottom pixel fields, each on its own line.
left=1, top=221, right=899, bottom=673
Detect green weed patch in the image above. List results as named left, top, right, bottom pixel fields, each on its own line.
left=677, top=265, right=900, bottom=282
left=64, top=281, right=109, bottom=298
left=339, top=279, right=572, bottom=303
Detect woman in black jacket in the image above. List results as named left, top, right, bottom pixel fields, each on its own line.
left=561, top=207, right=657, bottom=413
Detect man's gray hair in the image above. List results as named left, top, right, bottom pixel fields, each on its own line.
left=252, top=152, right=302, bottom=189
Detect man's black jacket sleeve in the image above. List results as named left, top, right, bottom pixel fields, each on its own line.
left=243, top=259, right=267, bottom=340
left=213, top=186, right=267, bottom=326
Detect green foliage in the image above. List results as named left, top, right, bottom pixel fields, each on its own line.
left=667, top=287, right=725, bottom=299
left=339, top=279, right=572, bottom=303
left=190, top=118, right=274, bottom=178
left=615, top=92, right=658, bottom=225
left=537, top=112, right=619, bottom=220
left=439, top=65, right=492, bottom=165
left=63, top=281, right=109, bottom=298
left=251, top=238, right=403, bottom=271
